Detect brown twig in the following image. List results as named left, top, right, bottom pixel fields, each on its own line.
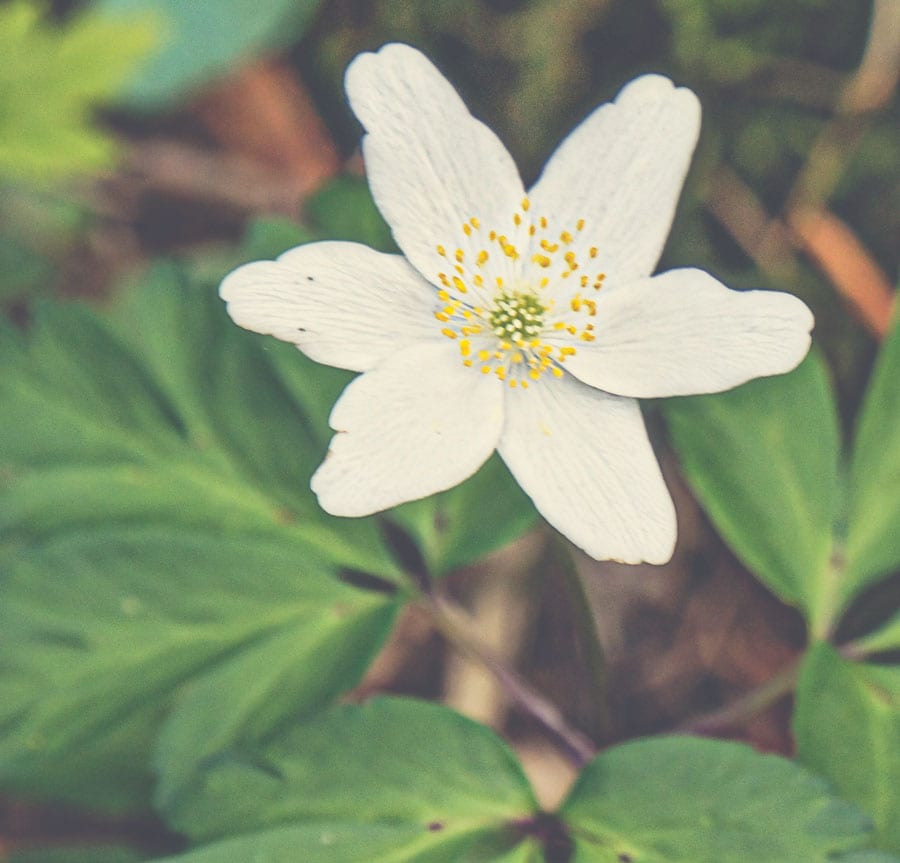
left=674, top=656, right=802, bottom=736
left=425, top=593, right=598, bottom=768
left=789, top=207, right=895, bottom=339
left=195, top=60, right=340, bottom=199
left=704, top=0, right=898, bottom=340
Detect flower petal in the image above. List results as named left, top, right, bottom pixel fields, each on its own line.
left=345, top=43, right=528, bottom=290
left=220, top=241, right=439, bottom=373
left=528, top=74, right=701, bottom=284
left=311, top=341, right=504, bottom=516
left=563, top=268, right=814, bottom=398
left=498, top=374, right=676, bottom=564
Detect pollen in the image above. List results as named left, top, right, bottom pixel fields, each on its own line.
left=432, top=208, right=606, bottom=387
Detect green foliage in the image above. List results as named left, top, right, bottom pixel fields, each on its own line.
left=390, top=455, right=537, bottom=576
left=562, top=735, right=876, bottom=862
left=150, top=701, right=884, bottom=862
left=94, top=0, right=324, bottom=108
left=663, top=352, right=841, bottom=631
left=0, top=192, right=543, bottom=812
left=155, top=698, right=541, bottom=862
left=9, top=848, right=146, bottom=863
left=856, top=607, right=900, bottom=655
left=794, top=644, right=900, bottom=853
left=0, top=0, right=156, bottom=183
left=844, top=311, right=900, bottom=600
left=306, top=176, right=395, bottom=252
left=0, top=265, right=408, bottom=810
left=666, top=301, right=900, bottom=641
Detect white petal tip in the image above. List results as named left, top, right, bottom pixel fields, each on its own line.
left=617, top=73, right=701, bottom=116
left=579, top=524, right=676, bottom=566
left=345, top=42, right=425, bottom=100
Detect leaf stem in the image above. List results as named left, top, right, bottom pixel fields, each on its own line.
left=550, top=536, right=613, bottom=741
left=424, top=592, right=597, bottom=768
left=675, top=656, right=803, bottom=735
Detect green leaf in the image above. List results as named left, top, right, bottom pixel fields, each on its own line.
left=0, top=1, right=156, bottom=183
left=844, top=310, right=900, bottom=602
left=0, top=268, right=406, bottom=810
left=390, top=455, right=538, bottom=576
left=151, top=824, right=543, bottom=863
left=0, top=232, right=55, bottom=300
left=157, top=698, right=540, bottom=861
left=562, top=735, right=875, bottom=862
left=856, top=607, right=900, bottom=655
left=239, top=217, right=313, bottom=262
left=9, top=847, right=145, bottom=863
left=663, top=352, right=841, bottom=632
left=94, top=0, right=323, bottom=108
left=794, top=643, right=900, bottom=853
left=305, top=176, right=395, bottom=252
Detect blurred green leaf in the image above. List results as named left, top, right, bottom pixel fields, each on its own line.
left=562, top=735, right=877, bottom=862
left=0, top=267, right=408, bottom=809
left=157, top=698, right=540, bottom=861
left=151, top=825, right=542, bottom=863
left=844, top=310, right=900, bottom=603
left=663, top=352, right=841, bottom=632
left=9, top=848, right=146, bottom=863
left=855, top=607, right=900, bottom=656
left=239, top=216, right=313, bottom=262
left=0, top=233, right=55, bottom=299
left=306, top=176, right=394, bottom=252
left=95, top=0, right=323, bottom=108
left=390, top=455, right=538, bottom=576
left=0, top=1, right=156, bottom=183
left=794, top=643, right=900, bottom=853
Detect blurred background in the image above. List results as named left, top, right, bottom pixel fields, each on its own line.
left=1, top=0, right=898, bottom=856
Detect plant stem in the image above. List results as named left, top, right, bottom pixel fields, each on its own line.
left=674, top=656, right=802, bottom=735
left=424, top=592, right=597, bottom=768
left=551, top=536, right=613, bottom=741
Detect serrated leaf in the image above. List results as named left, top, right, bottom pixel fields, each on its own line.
left=794, top=643, right=900, bottom=853
left=94, top=0, right=323, bottom=108
left=0, top=268, right=407, bottom=809
left=663, top=352, right=841, bottom=632
left=562, top=735, right=875, bottom=862
left=0, top=1, right=156, bottom=182
left=844, top=310, right=900, bottom=602
left=156, top=698, right=540, bottom=861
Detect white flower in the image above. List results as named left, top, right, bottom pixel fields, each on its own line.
left=220, top=43, right=813, bottom=565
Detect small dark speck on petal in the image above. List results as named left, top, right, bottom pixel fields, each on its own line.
left=307, top=275, right=315, bottom=281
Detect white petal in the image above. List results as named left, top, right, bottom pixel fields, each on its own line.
left=527, top=74, right=701, bottom=284
left=563, top=268, right=814, bottom=398
left=220, top=241, right=439, bottom=373
left=345, top=43, right=528, bottom=290
left=311, top=341, right=504, bottom=516
left=498, top=374, right=676, bottom=564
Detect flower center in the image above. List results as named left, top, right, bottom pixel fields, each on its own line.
left=432, top=198, right=605, bottom=389
left=490, top=290, right=546, bottom=341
